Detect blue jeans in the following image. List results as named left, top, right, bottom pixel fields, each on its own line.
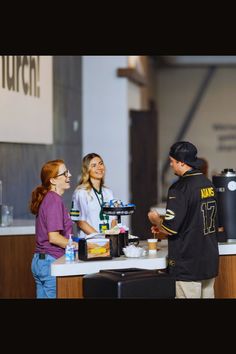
left=31, top=253, right=57, bottom=299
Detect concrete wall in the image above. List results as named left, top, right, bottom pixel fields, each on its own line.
left=157, top=66, right=236, bottom=199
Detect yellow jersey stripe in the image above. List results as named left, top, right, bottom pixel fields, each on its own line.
left=183, top=173, right=202, bottom=177
left=162, top=224, right=178, bottom=235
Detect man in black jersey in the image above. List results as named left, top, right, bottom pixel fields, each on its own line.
left=148, top=141, right=219, bottom=298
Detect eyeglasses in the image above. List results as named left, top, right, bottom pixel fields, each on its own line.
left=57, top=169, right=70, bottom=178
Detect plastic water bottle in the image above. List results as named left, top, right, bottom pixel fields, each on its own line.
left=65, top=234, right=75, bottom=262
left=0, top=180, right=2, bottom=205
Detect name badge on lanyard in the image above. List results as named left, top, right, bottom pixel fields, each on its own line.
left=99, top=222, right=109, bottom=233
left=93, top=187, right=109, bottom=232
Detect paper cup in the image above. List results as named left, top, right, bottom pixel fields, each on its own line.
left=147, top=238, right=157, bottom=253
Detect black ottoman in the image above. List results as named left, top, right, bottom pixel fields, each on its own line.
left=83, top=268, right=175, bottom=298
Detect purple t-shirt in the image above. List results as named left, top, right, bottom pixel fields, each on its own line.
left=35, top=191, right=73, bottom=258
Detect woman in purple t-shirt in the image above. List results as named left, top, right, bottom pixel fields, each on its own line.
left=30, top=159, right=77, bottom=298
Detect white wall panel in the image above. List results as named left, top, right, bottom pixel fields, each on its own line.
left=0, top=56, right=53, bottom=144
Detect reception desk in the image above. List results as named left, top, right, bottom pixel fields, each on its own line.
left=1, top=219, right=236, bottom=298
left=51, top=239, right=236, bottom=299
left=0, top=219, right=36, bottom=298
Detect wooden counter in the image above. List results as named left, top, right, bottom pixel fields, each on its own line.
left=0, top=219, right=36, bottom=298
left=214, top=240, right=236, bottom=298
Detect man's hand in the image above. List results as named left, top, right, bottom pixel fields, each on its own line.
left=148, top=210, right=162, bottom=226
left=151, top=225, right=168, bottom=239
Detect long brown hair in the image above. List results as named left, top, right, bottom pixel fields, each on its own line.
left=29, top=159, right=64, bottom=215
left=77, top=153, right=105, bottom=191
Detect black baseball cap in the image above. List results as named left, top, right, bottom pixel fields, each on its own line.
left=169, top=141, right=203, bottom=169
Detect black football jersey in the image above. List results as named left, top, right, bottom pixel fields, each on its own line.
left=162, top=170, right=219, bottom=281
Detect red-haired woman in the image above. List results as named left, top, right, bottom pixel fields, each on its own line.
left=30, top=159, right=77, bottom=298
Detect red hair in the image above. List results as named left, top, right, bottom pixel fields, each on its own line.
left=29, top=159, right=64, bottom=215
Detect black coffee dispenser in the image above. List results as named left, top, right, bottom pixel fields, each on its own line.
left=212, top=168, right=236, bottom=241
left=102, top=201, right=135, bottom=257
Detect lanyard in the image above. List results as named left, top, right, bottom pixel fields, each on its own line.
left=93, top=187, right=109, bottom=222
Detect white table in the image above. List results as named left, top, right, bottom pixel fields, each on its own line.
left=51, top=241, right=168, bottom=277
